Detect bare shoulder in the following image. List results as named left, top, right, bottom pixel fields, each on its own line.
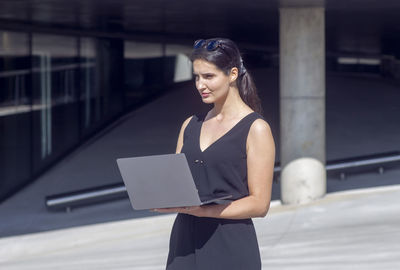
left=181, top=115, right=194, bottom=130
left=176, top=115, right=194, bottom=153
left=249, top=118, right=272, bottom=136
left=246, top=118, right=275, bottom=151
left=178, top=115, right=195, bottom=136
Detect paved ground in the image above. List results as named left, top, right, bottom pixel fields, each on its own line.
left=1, top=184, right=399, bottom=270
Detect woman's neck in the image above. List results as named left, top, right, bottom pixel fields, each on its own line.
left=211, top=87, right=249, bottom=119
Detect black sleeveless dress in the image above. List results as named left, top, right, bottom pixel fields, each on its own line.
left=166, top=111, right=265, bottom=270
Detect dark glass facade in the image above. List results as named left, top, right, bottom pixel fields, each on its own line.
left=0, top=31, right=31, bottom=200
left=0, top=30, right=192, bottom=202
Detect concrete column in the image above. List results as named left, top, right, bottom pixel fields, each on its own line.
left=279, top=6, right=326, bottom=204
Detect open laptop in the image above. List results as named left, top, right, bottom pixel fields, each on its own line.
left=116, top=153, right=232, bottom=210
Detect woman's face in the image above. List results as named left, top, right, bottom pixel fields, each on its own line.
left=193, top=59, right=234, bottom=104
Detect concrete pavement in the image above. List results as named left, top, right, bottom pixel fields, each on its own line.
left=1, top=184, right=400, bottom=270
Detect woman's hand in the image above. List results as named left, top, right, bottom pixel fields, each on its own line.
left=151, top=206, right=204, bottom=216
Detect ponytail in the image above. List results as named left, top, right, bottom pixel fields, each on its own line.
left=238, top=69, right=263, bottom=116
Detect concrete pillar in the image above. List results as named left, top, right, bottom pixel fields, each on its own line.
left=279, top=6, right=326, bottom=204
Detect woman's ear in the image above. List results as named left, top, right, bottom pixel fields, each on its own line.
left=229, top=67, right=239, bottom=83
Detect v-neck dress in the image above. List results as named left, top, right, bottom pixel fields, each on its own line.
left=166, top=111, right=265, bottom=270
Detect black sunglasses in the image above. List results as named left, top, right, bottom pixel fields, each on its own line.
left=193, top=39, right=223, bottom=51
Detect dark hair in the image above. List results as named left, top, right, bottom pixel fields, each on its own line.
left=191, top=38, right=263, bottom=115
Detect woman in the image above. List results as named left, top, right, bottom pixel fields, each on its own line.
left=154, top=38, right=275, bottom=269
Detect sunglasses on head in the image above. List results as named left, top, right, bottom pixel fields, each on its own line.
left=193, top=39, right=223, bottom=51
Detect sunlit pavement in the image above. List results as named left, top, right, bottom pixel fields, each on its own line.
left=1, top=184, right=400, bottom=270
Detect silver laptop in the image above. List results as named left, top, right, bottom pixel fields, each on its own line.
left=116, top=153, right=232, bottom=210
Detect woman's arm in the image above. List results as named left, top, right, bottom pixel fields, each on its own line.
left=155, top=119, right=276, bottom=219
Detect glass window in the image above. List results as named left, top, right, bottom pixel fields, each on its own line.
left=32, top=34, right=79, bottom=172
left=79, top=37, right=100, bottom=135
left=124, top=41, right=164, bottom=106
left=0, top=31, right=31, bottom=200
left=79, top=37, right=124, bottom=136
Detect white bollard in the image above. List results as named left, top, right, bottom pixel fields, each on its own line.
left=281, top=157, right=326, bottom=204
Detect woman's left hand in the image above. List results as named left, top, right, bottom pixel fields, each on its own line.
left=151, top=206, right=203, bottom=216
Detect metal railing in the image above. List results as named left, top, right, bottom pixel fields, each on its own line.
left=45, top=183, right=128, bottom=212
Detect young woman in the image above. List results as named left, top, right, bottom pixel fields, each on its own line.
left=154, top=38, right=275, bottom=269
